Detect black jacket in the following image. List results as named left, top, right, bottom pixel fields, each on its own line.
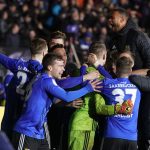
left=129, top=75, right=150, bottom=138
left=109, top=19, right=150, bottom=69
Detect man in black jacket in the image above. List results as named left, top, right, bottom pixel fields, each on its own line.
left=108, top=8, right=150, bottom=69
left=108, top=8, right=150, bottom=150
left=129, top=74, right=150, bottom=150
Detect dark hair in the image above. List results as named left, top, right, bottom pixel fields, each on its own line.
left=30, top=38, right=47, bottom=55
left=116, top=56, right=133, bottom=75
left=50, top=31, right=66, bottom=41
left=89, top=41, right=107, bottom=56
left=111, top=46, right=135, bottom=67
left=49, top=44, right=64, bottom=53
left=111, top=7, right=129, bottom=19
left=118, top=46, right=135, bottom=61
left=42, top=53, right=63, bottom=71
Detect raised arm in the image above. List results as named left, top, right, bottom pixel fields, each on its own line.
left=45, top=78, right=101, bottom=102
left=56, top=76, right=83, bottom=89
left=57, top=68, right=99, bottom=89
left=95, top=79, right=133, bottom=115
left=95, top=93, right=133, bottom=116
left=129, top=75, right=150, bottom=92
left=97, top=65, right=113, bottom=79
left=0, top=53, right=20, bottom=73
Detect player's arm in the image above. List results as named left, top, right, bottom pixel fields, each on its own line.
left=0, top=53, right=20, bottom=73
left=56, top=76, right=83, bottom=89
left=80, top=64, right=87, bottom=75
left=57, top=69, right=99, bottom=89
left=80, top=64, right=90, bottom=87
left=136, top=32, right=150, bottom=68
left=52, top=98, right=83, bottom=108
left=53, top=65, right=88, bottom=108
left=95, top=93, right=115, bottom=115
left=95, top=96, right=133, bottom=115
left=44, top=78, right=101, bottom=102
left=97, top=65, right=113, bottom=79
left=129, top=75, right=150, bottom=92
left=131, top=69, right=149, bottom=76
left=95, top=80, right=133, bottom=115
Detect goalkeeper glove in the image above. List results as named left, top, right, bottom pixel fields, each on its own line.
left=115, top=99, right=133, bottom=115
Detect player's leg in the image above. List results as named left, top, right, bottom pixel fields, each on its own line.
left=68, top=130, right=95, bottom=150
left=44, top=122, right=51, bottom=149
left=126, top=140, right=137, bottom=150
left=138, top=138, right=150, bottom=150
left=101, top=138, right=137, bottom=150
left=84, top=131, right=95, bottom=150
left=101, top=138, right=122, bottom=150
left=12, top=131, right=38, bottom=150
left=38, top=138, right=50, bottom=150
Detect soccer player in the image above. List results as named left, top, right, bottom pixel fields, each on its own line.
left=1, top=38, right=48, bottom=140
left=48, top=30, right=66, bottom=48
left=0, top=38, right=98, bottom=148
left=48, top=31, right=81, bottom=150
left=12, top=53, right=101, bottom=150
left=68, top=42, right=132, bottom=150
left=99, top=56, right=141, bottom=150
left=0, top=38, right=99, bottom=144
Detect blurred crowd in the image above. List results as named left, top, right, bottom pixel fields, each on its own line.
left=0, top=0, right=150, bottom=100
left=0, top=0, right=150, bottom=54
left=0, top=1, right=150, bottom=150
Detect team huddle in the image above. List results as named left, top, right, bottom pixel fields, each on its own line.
left=0, top=38, right=141, bottom=150
left=1, top=7, right=150, bottom=150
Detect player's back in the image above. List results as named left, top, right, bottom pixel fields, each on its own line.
left=14, top=73, right=53, bottom=139
left=1, top=58, right=43, bottom=140
left=101, top=77, right=141, bottom=140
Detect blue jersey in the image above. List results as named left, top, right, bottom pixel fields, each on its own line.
left=14, top=73, right=94, bottom=139
left=0, top=82, right=6, bottom=101
left=3, top=74, right=13, bottom=89
left=0, top=53, right=43, bottom=139
left=0, top=131, right=14, bottom=150
left=101, top=77, right=141, bottom=141
left=0, top=53, right=85, bottom=139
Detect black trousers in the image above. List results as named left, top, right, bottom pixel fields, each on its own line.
left=138, top=138, right=150, bottom=150
left=12, top=131, right=50, bottom=150
left=101, top=138, right=137, bottom=150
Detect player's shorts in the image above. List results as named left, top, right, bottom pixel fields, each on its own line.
left=137, top=136, right=150, bottom=150
left=68, top=130, right=95, bottom=150
left=101, top=137, right=137, bottom=150
left=12, top=131, right=50, bottom=150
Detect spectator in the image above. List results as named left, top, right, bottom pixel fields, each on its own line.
left=0, top=11, right=10, bottom=45
left=5, top=23, right=21, bottom=54
left=1, top=38, right=48, bottom=141
left=107, top=7, right=150, bottom=70
left=129, top=73, right=150, bottom=150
